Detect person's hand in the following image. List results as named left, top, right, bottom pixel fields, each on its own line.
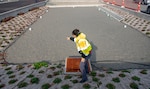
left=81, top=58, right=85, bottom=62
left=67, top=37, right=70, bottom=40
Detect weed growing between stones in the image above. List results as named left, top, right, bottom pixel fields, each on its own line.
left=112, top=77, right=120, bottom=83
left=30, top=77, right=39, bottom=84
left=47, top=74, right=52, bottom=78
left=92, top=77, right=99, bottom=82
left=9, top=75, right=16, bottom=78
left=71, top=79, right=78, bottom=84
left=119, top=73, right=126, bottom=78
left=17, top=82, right=28, bottom=88
left=8, top=79, right=18, bottom=84
left=130, top=82, right=138, bottom=89
left=131, top=76, right=140, bottom=81
left=19, top=71, right=26, bottom=75
left=140, top=69, right=147, bottom=74
left=121, top=70, right=130, bottom=73
left=98, top=74, right=105, bottom=77
left=41, top=83, right=51, bottom=89
left=64, top=75, right=72, bottom=80
left=61, top=84, right=70, bottom=89
left=83, top=83, right=91, bottom=89
left=90, top=71, right=97, bottom=77
left=106, top=83, right=115, bottom=89
left=6, top=71, right=14, bottom=75
left=27, top=74, right=34, bottom=78
left=53, top=78, right=62, bottom=84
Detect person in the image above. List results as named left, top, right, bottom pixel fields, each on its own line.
left=67, top=29, right=92, bottom=83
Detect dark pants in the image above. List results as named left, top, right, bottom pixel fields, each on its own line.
left=80, top=53, right=91, bottom=81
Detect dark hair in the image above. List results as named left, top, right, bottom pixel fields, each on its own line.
left=72, top=29, right=80, bottom=36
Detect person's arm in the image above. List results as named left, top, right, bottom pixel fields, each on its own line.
left=67, top=37, right=74, bottom=42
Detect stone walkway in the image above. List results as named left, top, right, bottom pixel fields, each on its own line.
left=0, top=63, right=150, bottom=89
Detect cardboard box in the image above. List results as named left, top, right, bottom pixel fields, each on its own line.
left=64, top=57, right=92, bottom=74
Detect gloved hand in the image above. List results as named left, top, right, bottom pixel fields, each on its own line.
left=78, top=50, right=83, bottom=54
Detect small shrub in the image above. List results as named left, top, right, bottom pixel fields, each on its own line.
left=53, top=78, right=62, bottom=84
left=140, top=70, right=147, bottom=74
left=130, top=82, right=138, bottom=89
left=112, top=77, right=120, bottom=83
left=132, top=76, right=140, bottom=81
left=71, top=79, right=78, bottom=84
left=8, top=79, right=18, bottom=84
left=27, top=74, right=34, bottom=78
left=5, top=67, right=11, bottom=70
left=19, top=71, right=26, bottom=75
left=83, top=83, right=91, bottom=89
left=0, top=84, right=5, bottom=88
left=98, top=74, right=105, bottom=77
left=64, top=75, right=72, bottom=80
left=39, top=70, right=45, bottom=73
left=17, top=82, right=28, bottom=88
left=61, top=84, right=70, bottom=89
left=30, top=77, right=39, bottom=84
left=47, top=74, right=52, bottom=78
left=90, top=71, right=97, bottom=77
left=121, top=70, right=130, bottom=73
left=41, top=83, right=51, bottom=89
left=6, top=71, right=13, bottom=75
left=92, top=77, right=99, bottom=82
left=106, top=83, right=115, bottom=89
left=119, top=73, right=126, bottom=78
left=9, top=75, right=16, bottom=78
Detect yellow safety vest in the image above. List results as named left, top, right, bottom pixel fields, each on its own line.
left=74, top=33, right=92, bottom=56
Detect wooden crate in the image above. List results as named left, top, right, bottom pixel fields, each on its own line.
left=64, top=57, right=92, bottom=75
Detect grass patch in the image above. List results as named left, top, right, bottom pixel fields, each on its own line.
left=90, top=71, right=97, bottom=77
left=19, top=71, right=26, bottom=75
left=53, top=78, right=62, bottom=84
left=8, top=79, right=18, bottom=84
left=121, top=70, right=130, bottom=73
left=98, top=74, right=105, bottom=77
left=106, top=71, right=113, bottom=74
left=71, top=79, right=78, bottom=84
left=119, top=73, right=126, bottom=78
left=47, top=74, right=52, bottom=78
left=27, top=74, right=34, bottom=78
left=5, top=67, right=11, bottom=70
left=130, top=82, right=138, bottom=89
left=6, top=71, right=14, bottom=75
left=17, top=82, right=28, bottom=88
left=83, top=83, right=91, bottom=89
left=112, top=77, right=120, bottom=83
left=9, top=75, right=16, bottom=78
left=64, top=75, right=72, bottom=80
left=106, top=83, right=115, bottom=89
left=61, top=84, right=70, bottom=89
left=92, top=77, right=99, bottom=82
left=39, top=70, right=45, bottom=73
left=30, top=77, right=39, bottom=84
left=41, top=83, right=51, bottom=89
left=140, top=69, right=147, bottom=74
left=132, top=76, right=140, bottom=81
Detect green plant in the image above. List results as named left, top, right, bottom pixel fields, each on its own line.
left=6, top=71, right=14, bottom=75
left=92, top=77, right=99, bottom=82
left=121, top=70, right=130, bottom=73
left=33, top=61, right=48, bottom=69
left=90, top=71, right=97, bottom=77
left=47, top=74, right=52, bottom=78
left=0, top=84, right=5, bottom=88
left=19, top=71, right=26, bottom=75
left=49, top=66, right=56, bottom=70
left=61, top=84, right=70, bottom=89
left=41, top=83, right=51, bottom=89
left=53, top=71, right=60, bottom=76
left=71, top=79, right=78, bottom=84
left=16, top=65, right=24, bottom=71
left=132, top=76, right=140, bottom=81
left=119, top=73, right=126, bottom=78
left=99, top=74, right=105, bottom=77
left=112, top=77, right=120, bottom=83
left=146, top=32, right=150, bottom=35
left=8, top=79, right=18, bottom=84
left=30, top=77, right=39, bottom=84
left=130, top=82, right=138, bottom=89
left=140, top=69, right=147, bottom=74
left=53, top=78, right=62, bottom=84
left=39, top=70, right=45, bottom=73
left=56, top=64, right=62, bottom=68
left=17, top=82, right=28, bottom=88
left=5, top=67, right=11, bottom=70
left=83, top=83, right=91, bottom=89
left=106, top=71, right=113, bottom=74
left=106, top=83, right=115, bottom=89
left=64, top=75, right=72, bottom=80
left=27, top=74, right=34, bottom=78
left=9, top=75, right=16, bottom=78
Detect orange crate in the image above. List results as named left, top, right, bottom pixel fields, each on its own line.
left=65, top=57, right=92, bottom=74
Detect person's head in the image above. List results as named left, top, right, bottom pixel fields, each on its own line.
left=72, top=29, right=80, bottom=37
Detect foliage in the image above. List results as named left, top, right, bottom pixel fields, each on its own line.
left=33, top=61, right=48, bottom=69
left=92, top=77, right=99, bottom=82
left=130, top=82, right=138, bottom=89
left=27, top=74, right=34, bottom=78
left=140, top=70, right=147, bottom=74
left=131, top=76, right=140, bottom=81
left=61, top=84, right=70, bottom=89
left=90, top=71, right=97, bottom=77
left=64, top=75, right=72, bottom=80
left=106, top=83, right=115, bottom=89
left=53, top=78, right=62, bottom=84
left=83, top=83, right=91, bottom=89
left=17, top=82, right=28, bottom=88
left=9, top=75, right=16, bottom=78
left=119, top=73, right=126, bottom=78
left=71, top=79, right=78, bottom=84
left=98, top=74, right=105, bottom=77
left=30, top=77, right=39, bottom=84
left=8, top=79, right=18, bottom=84
left=42, top=83, right=51, bottom=89
left=6, top=71, right=14, bottom=75
left=112, top=77, right=120, bottom=83
left=121, top=70, right=130, bottom=73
